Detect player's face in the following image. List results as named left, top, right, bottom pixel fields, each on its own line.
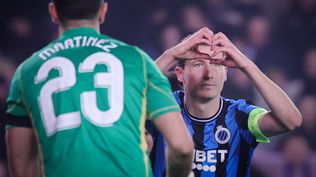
left=176, top=59, right=227, bottom=102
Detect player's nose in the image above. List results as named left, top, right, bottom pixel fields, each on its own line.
left=204, top=63, right=217, bottom=78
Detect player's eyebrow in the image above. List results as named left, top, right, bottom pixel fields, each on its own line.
left=190, top=59, right=207, bottom=64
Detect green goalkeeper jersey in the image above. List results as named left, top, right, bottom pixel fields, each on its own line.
left=6, top=27, right=180, bottom=177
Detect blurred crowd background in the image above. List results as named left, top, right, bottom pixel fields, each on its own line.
left=1, top=0, right=316, bottom=177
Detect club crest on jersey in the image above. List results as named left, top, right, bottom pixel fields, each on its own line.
left=215, top=125, right=230, bottom=144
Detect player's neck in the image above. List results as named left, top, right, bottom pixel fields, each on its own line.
left=59, top=20, right=100, bottom=35
left=184, top=95, right=221, bottom=119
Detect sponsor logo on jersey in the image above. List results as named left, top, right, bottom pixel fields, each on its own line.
left=191, top=126, right=230, bottom=173
left=192, top=149, right=228, bottom=172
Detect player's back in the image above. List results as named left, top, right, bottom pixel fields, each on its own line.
left=16, top=27, right=152, bottom=177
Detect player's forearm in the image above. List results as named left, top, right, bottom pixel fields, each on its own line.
left=166, top=146, right=193, bottom=177
left=242, top=62, right=302, bottom=130
left=155, top=50, right=177, bottom=74
left=9, top=159, right=41, bottom=177
left=6, top=128, right=41, bottom=177
left=154, top=113, right=194, bottom=176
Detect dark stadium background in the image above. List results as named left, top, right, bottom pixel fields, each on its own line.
left=0, top=0, right=316, bottom=176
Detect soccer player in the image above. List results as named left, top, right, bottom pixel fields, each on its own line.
left=4, top=0, right=200, bottom=177
left=151, top=28, right=302, bottom=177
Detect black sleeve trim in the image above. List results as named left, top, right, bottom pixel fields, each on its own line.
left=5, top=113, right=32, bottom=128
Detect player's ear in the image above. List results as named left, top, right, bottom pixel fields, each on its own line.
left=175, top=66, right=184, bottom=83
left=48, top=3, right=60, bottom=24
left=98, top=2, right=108, bottom=24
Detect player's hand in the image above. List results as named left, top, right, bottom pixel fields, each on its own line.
left=210, top=32, right=253, bottom=69
left=165, top=27, right=214, bottom=60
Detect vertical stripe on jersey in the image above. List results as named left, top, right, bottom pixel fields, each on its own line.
left=192, top=123, right=206, bottom=149
left=237, top=137, right=251, bottom=177
left=192, top=123, right=206, bottom=177
left=235, top=109, right=249, bottom=131
left=235, top=100, right=258, bottom=147
left=235, top=109, right=252, bottom=177
left=214, top=102, right=229, bottom=177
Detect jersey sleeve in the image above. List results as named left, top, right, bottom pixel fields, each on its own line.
left=235, top=100, right=269, bottom=145
left=135, top=47, right=180, bottom=120
left=5, top=64, right=32, bottom=128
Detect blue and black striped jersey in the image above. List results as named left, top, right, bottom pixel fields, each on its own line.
left=149, top=91, right=267, bottom=177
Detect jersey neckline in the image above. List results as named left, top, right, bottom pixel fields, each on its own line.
left=183, top=97, right=223, bottom=123
left=62, top=27, right=99, bottom=37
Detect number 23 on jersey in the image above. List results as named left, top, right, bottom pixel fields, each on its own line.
left=35, top=52, right=124, bottom=136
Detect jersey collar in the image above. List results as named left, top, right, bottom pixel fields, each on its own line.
left=62, top=27, right=99, bottom=37
left=183, top=97, right=224, bottom=123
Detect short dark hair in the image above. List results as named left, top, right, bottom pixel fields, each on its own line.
left=53, top=0, right=103, bottom=22
left=177, top=59, right=186, bottom=69
left=165, top=71, right=182, bottom=91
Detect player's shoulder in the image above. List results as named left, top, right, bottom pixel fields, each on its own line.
left=102, top=35, right=128, bottom=46
left=222, top=97, right=257, bottom=113
left=172, top=90, right=183, bottom=99
left=102, top=35, right=138, bottom=50
left=222, top=97, right=246, bottom=105
left=104, top=35, right=153, bottom=60
left=22, top=42, right=55, bottom=67
left=172, top=91, right=185, bottom=106
left=13, top=45, right=48, bottom=75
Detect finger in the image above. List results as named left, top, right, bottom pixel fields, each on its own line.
left=212, top=46, right=232, bottom=57
left=200, top=27, right=214, bottom=42
left=191, top=33, right=213, bottom=46
left=220, top=52, right=227, bottom=60
left=181, top=38, right=212, bottom=52
left=198, top=38, right=213, bottom=46
left=189, top=28, right=213, bottom=46
left=220, top=59, right=237, bottom=68
left=212, top=38, right=228, bottom=49
left=208, top=58, right=223, bottom=64
left=179, top=35, right=212, bottom=53
left=213, top=32, right=228, bottom=41
left=174, top=29, right=214, bottom=57
left=192, top=53, right=213, bottom=59
left=212, top=32, right=228, bottom=49
left=212, top=53, right=226, bottom=60
left=208, top=57, right=236, bottom=68
left=194, top=27, right=214, bottom=38
left=212, top=33, right=222, bottom=50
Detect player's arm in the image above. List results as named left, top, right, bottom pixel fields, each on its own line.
left=211, top=32, right=302, bottom=137
left=5, top=64, right=41, bottom=177
left=153, top=112, right=193, bottom=177
left=5, top=114, right=40, bottom=177
left=155, top=27, right=213, bottom=74
left=243, top=64, right=302, bottom=137
left=6, top=126, right=41, bottom=177
left=137, top=46, right=194, bottom=177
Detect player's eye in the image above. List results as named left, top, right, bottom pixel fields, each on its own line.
left=193, top=63, right=203, bottom=67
